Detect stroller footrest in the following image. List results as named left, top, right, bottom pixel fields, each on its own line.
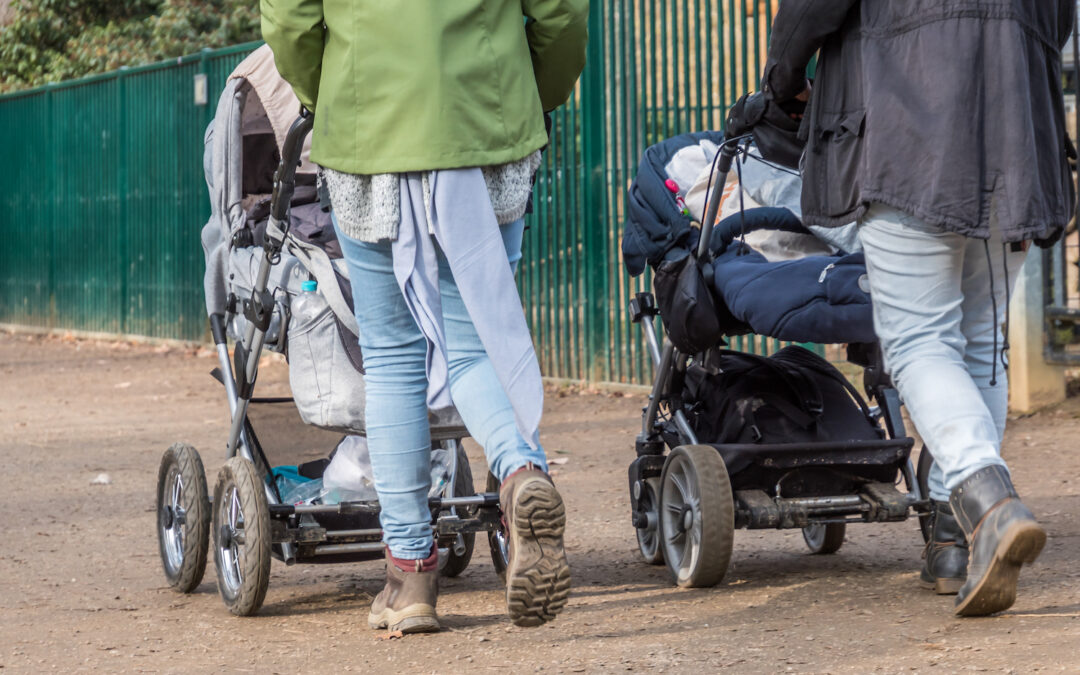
left=859, top=482, right=910, bottom=522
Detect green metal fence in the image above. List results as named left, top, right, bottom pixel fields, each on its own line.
left=0, top=44, right=256, bottom=340
left=0, top=2, right=785, bottom=381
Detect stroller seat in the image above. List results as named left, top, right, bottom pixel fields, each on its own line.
left=200, top=44, right=467, bottom=440
left=624, top=130, right=875, bottom=346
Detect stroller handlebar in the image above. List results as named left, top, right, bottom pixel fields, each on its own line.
left=269, top=112, right=315, bottom=224
left=696, top=140, right=740, bottom=261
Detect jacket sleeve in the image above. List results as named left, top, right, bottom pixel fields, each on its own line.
left=760, top=0, right=858, bottom=102
left=521, top=0, right=590, bottom=111
left=260, top=0, right=325, bottom=110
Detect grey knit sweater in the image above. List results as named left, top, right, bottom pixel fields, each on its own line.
left=322, top=151, right=542, bottom=243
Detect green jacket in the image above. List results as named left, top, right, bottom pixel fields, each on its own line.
left=261, top=0, right=589, bottom=174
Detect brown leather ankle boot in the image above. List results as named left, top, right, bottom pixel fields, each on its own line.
left=499, top=464, right=571, bottom=627
left=950, top=465, right=1046, bottom=617
left=368, top=546, right=440, bottom=633
left=919, top=500, right=968, bottom=595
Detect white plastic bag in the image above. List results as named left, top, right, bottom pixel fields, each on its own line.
left=321, top=436, right=378, bottom=503
left=320, top=436, right=454, bottom=504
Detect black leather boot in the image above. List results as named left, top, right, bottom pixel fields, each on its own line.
left=919, top=501, right=968, bottom=595
left=950, top=465, right=1046, bottom=617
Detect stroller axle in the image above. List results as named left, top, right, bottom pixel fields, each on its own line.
left=733, top=482, right=911, bottom=530
left=268, top=493, right=499, bottom=517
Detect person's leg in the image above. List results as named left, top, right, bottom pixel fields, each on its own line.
left=859, top=204, right=1044, bottom=616
left=334, top=223, right=435, bottom=561
left=439, top=218, right=548, bottom=480
left=926, top=232, right=1026, bottom=503
left=438, top=217, right=569, bottom=626
left=858, top=205, right=1005, bottom=491
left=958, top=234, right=1028, bottom=451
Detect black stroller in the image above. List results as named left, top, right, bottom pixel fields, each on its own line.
left=624, top=119, right=935, bottom=587
left=154, top=47, right=510, bottom=616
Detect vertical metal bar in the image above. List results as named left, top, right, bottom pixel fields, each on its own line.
left=582, top=0, right=608, bottom=382
left=752, top=0, right=762, bottom=87
left=534, top=152, right=547, bottom=371
left=117, top=70, right=129, bottom=335
left=46, top=85, right=57, bottom=330
left=681, top=0, right=692, bottom=131
left=740, top=0, right=750, bottom=94
left=728, top=0, right=737, bottom=113
left=660, top=0, right=669, bottom=135
left=694, top=0, right=704, bottom=130
left=575, top=96, right=584, bottom=381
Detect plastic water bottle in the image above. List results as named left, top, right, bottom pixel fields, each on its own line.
left=290, top=279, right=328, bottom=332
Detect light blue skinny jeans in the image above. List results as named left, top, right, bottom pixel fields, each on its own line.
left=858, top=204, right=1027, bottom=502
left=335, top=217, right=548, bottom=559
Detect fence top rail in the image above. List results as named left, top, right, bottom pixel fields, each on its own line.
left=0, top=41, right=263, bottom=102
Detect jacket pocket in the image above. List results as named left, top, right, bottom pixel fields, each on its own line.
left=815, top=110, right=866, bottom=217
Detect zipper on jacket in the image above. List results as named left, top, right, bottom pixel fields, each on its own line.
left=818, top=262, right=836, bottom=283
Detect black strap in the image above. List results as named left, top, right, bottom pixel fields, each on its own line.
left=773, top=346, right=873, bottom=419
left=718, top=349, right=824, bottom=421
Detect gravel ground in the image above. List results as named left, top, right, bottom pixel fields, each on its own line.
left=1, top=330, right=1078, bottom=673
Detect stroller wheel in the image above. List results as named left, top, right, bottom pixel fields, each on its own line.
left=212, top=457, right=271, bottom=616
left=916, top=445, right=934, bottom=544
left=635, top=477, right=664, bottom=565
left=659, top=445, right=734, bottom=588
left=156, top=443, right=211, bottom=593
left=802, top=523, right=846, bottom=554
left=439, top=440, right=476, bottom=578
left=486, top=471, right=510, bottom=583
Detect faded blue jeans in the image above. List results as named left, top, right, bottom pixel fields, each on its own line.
left=858, top=204, right=1027, bottom=502
left=335, top=217, right=548, bottom=559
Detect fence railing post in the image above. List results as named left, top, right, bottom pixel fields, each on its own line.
left=581, top=0, right=608, bottom=382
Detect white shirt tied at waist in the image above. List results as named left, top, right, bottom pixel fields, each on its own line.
left=321, top=156, right=545, bottom=450
left=391, top=168, right=543, bottom=449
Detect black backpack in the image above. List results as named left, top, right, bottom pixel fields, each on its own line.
left=682, top=345, right=883, bottom=446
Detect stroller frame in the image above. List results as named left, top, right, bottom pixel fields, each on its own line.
left=626, top=138, right=932, bottom=587
left=156, top=110, right=508, bottom=616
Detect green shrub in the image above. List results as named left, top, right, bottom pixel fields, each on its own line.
left=0, top=0, right=260, bottom=93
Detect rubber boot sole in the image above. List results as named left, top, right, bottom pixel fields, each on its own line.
left=368, top=605, right=441, bottom=634
left=506, top=479, right=571, bottom=627
left=955, top=522, right=1046, bottom=617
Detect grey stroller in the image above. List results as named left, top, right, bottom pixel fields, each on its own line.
left=155, top=46, right=510, bottom=616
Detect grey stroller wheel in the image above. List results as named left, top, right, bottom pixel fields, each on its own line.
left=635, top=477, right=664, bottom=565
left=659, top=445, right=734, bottom=588
left=439, top=440, right=476, bottom=578
left=213, top=457, right=271, bottom=616
left=156, top=443, right=211, bottom=593
left=802, top=523, right=846, bottom=554
left=486, top=471, right=510, bottom=583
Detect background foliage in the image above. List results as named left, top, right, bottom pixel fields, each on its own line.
left=0, top=0, right=259, bottom=92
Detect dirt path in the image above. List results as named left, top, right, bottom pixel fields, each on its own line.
left=1, top=330, right=1078, bottom=673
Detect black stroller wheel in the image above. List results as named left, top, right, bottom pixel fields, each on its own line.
left=486, top=471, right=510, bottom=583
left=635, top=477, right=664, bottom=565
left=802, top=523, right=846, bottom=554
left=916, top=445, right=934, bottom=543
left=438, top=440, right=476, bottom=578
left=659, top=445, right=734, bottom=588
left=156, top=443, right=211, bottom=593
left=212, top=457, right=271, bottom=616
